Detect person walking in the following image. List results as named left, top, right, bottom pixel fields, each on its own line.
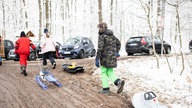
left=95, top=22, right=125, bottom=95
left=15, top=31, right=36, bottom=76
left=40, top=28, right=57, bottom=69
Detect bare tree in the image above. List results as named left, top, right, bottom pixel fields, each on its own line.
left=164, top=0, right=185, bottom=75
left=38, top=0, right=43, bottom=40
left=1, top=0, right=6, bottom=38
left=139, top=0, right=160, bottom=68
left=22, top=0, right=28, bottom=29
left=98, top=0, right=103, bottom=23
left=45, top=0, right=51, bottom=30
left=61, top=0, right=65, bottom=42
left=110, top=0, right=114, bottom=25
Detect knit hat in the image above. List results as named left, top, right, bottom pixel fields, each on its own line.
left=20, top=31, right=26, bottom=37
left=97, top=22, right=108, bottom=30
left=44, top=28, right=48, bottom=33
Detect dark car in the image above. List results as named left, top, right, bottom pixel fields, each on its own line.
left=189, top=40, right=192, bottom=53
left=58, top=37, right=96, bottom=59
left=8, top=41, right=61, bottom=61
left=1, top=40, right=15, bottom=60
left=125, top=36, right=171, bottom=55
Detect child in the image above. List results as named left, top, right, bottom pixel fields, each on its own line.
left=15, top=31, right=36, bottom=76
left=40, top=28, right=57, bottom=69
left=95, top=22, right=125, bottom=95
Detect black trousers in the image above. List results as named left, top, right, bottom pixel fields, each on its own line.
left=42, top=51, right=55, bottom=66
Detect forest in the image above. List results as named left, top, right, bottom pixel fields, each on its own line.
left=0, top=0, right=192, bottom=51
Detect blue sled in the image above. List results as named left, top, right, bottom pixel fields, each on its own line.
left=36, top=70, right=62, bottom=90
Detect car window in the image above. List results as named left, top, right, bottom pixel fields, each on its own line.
left=128, top=37, right=142, bottom=42
left=5, top=41, right=13, bottom=47
left=154, top=37, right=160, bottom=42
left=65, top=38, right=80, bottom=45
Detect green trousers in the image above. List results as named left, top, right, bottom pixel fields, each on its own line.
left=100, top=66, right=118, bottom=88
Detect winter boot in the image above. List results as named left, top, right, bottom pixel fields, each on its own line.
left=98, top=88, right=110, bottom=95
left=117, top=79, right=125, bottom=94
left=21, top=65, right=27, bottom=76
left=52, top=62, right=56, bottom=69
left=114, top=79, right=125, bottom=94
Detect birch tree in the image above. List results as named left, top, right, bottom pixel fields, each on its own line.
left=38, top=0, right=43, bottom=40
left=1, top=0, right=6, bottom=38
left=164, top=0, right=185, bottom=75
left=139, top=0, right=160, bottom=68
left=98, top=0, right=103, bottom=23
left=45, top=0, right=51, bottom=30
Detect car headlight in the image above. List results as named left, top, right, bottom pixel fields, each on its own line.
left=74, top=45, right=79, bottom=49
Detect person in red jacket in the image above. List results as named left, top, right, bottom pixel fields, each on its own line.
left=15, top=31, right=36, bottom=76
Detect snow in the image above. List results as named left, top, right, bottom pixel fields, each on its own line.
left=94, top=53, right=192, bottom=108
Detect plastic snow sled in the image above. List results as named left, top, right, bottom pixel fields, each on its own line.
left=131, top=91, right=167, bottom=108
left=36, top=69, right=62, bottom=90
left=62, top=62, right=84, bottom=73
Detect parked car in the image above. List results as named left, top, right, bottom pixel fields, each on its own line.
left=189, top=39, right=192, bottom=53
left=58, top=37, right=96, bottom=59
left=8, top=41, right=61, bottom=61
left=1, top=40, right=15, bottom=60
left=125, top=36, right=171, bottom=55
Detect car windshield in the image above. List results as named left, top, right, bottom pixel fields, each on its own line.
left=65, top=38, right=81, bottom=45
left=33, top=41, right=40, bottom=46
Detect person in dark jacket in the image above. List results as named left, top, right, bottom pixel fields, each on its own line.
left=15, top=31, right=36, bottom=76
left=95, top=22, right=125, bottom=95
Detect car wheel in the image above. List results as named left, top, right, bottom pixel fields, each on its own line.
left=166, top=47, right=171, bottom=54
left=29, top=52, right=36, bottom=61
left=79, top=50, right=85, bottom=59
left=90, top=49, right=96, bottom=57
left=148, top=47, right=154, bottom=55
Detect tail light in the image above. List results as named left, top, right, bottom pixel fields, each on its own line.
left=141, top=37, right=147, bottom=45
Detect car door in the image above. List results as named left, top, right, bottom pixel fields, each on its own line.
left=154, top=37, right=162, bottom=53
left=4, top=40, right=14, bottom=60
left=82, top=38, right=89, bottom=54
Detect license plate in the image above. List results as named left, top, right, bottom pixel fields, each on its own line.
left=64, top=51, right=70, bottom=54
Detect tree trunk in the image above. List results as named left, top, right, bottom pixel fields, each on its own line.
left=147, top=0, right=160, bottom=68
left=38, top=0, right=43, bottom=40
left=98, top=0, right=102, bottom=23
left=61, top=0, right=65, bottom=42
left=45, top=0, right=51, bottom=30
left=2, top=0, right=6, bottom=38
left=110, top=0, right=113, bottom=25
left=23, top=0, right=28, bottom=29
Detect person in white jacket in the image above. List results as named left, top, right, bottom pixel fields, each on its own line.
left=40, top=28, right=56, bottom=69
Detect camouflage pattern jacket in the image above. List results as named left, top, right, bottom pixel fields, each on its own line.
left=96, top=29, right=121, bottom=68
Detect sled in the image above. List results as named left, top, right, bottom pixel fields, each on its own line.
left=62, top=62, right=84, bottom=73
left=35, top=69, right=62, bottom=90
left=131, top=91, right=167, bottom=108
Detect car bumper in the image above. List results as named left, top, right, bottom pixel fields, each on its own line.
left=126, top=46, right=148, bottom=54
left=58, top=50, right=80, bottom=58
left=9, top=54, right=19, bottom=60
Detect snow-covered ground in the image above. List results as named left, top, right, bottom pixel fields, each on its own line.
left=94, top=53, right=192, bottom=108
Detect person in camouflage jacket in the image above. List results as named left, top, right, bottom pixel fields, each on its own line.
left=95, top=22, right=125, bottom=95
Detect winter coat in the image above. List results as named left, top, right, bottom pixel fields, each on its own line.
left=15, top=37, right=36, bottom=55
left=96, top=29, right=121, bottom=68
left=40, top=34, right=56, bottom=54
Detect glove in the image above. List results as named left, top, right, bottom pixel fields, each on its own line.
left=95, top=58, right=100, bottom=67
left=116, top=53, right=120, bottom=57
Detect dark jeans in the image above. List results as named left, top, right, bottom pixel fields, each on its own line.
left=43, top=51, right=55, bottom=66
